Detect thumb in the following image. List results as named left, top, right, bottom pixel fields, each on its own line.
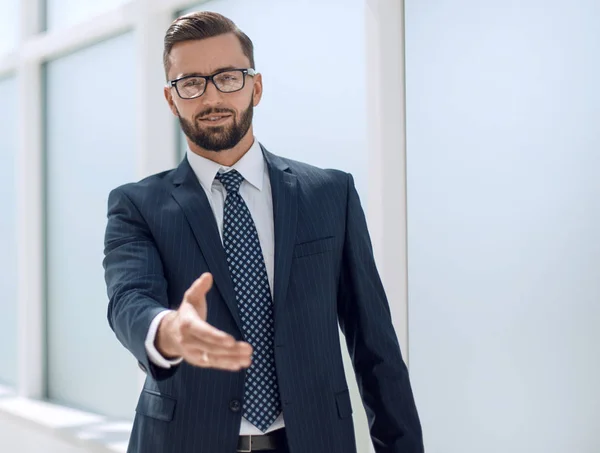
left=183, top=272, right=213, bottom=320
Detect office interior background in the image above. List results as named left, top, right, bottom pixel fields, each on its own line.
left=0, top=0, right=599, bottom=452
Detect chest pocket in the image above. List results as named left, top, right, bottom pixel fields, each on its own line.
left=292, top=236, right=335, bottom=258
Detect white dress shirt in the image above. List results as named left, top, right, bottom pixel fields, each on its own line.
left=144, top=139, right=285, bottom=435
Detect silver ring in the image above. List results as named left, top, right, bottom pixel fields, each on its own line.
left=202, top=351, right=209, bottom=363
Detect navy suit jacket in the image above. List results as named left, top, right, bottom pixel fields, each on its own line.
left=103, top=146, right=423, bottom=453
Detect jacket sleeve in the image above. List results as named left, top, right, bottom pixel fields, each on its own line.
left=336, top=173, right=424, bottom=453
left=103, top=187, right=179, bottom=381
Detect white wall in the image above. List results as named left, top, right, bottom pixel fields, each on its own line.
left=405, top=1, right=600, bottom=452
left=182, top=1, right=371, bottom=450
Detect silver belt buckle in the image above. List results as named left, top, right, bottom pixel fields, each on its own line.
left=238, top=434, right=252, bottom=452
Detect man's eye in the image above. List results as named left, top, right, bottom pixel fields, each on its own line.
left=217, top=73, right=240, bottom=83
left=183, top=78, right=202, bottom=87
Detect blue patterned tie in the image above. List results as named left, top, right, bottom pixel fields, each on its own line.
left=215, top=170, right=281, bottom=432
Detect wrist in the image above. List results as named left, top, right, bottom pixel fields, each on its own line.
left=155, top=311, right=181, bottom=359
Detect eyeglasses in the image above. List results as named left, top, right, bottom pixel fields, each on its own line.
left=169, top=68, right=256, bottom=100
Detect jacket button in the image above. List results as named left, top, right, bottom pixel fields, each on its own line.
left=229, top=399, right=242, bottom=412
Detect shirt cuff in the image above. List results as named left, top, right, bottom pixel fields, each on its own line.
left=145, top=310, right=184, bottom=368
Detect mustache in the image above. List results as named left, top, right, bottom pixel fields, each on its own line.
left=195, top=108, right=235, bottom=120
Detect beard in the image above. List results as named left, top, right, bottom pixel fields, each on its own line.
left=178, top=98, right=254, bottom=152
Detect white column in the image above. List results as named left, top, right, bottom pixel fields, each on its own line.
left=16, top=0, right=45, bottom=399
left=136, top=0, right=179, bottom=179
left=365, top=0, right=408, bottom=361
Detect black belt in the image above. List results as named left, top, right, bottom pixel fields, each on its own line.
left=237, top=428, right=287, bottom=452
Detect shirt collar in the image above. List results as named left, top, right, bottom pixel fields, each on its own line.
left=186, top=139, right=265, bottom=193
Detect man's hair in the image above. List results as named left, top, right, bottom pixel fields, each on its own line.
left=163, top=11, right=255, bottom=79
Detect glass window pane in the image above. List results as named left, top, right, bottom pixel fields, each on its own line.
left=45, top=33, right=139, bottom=418
left=45, top=0, right=128, bottom=31
left=0, top=76, right=18, bottom=386
left=0, top=0, right=19, bottom=55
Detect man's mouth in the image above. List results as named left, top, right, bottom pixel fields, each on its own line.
left=198, top=114, right=233, bottom=124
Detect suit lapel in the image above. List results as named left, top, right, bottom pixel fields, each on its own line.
left=171, top=158, right=243, bottom=333
left=262, top=146, right=298, bottom=333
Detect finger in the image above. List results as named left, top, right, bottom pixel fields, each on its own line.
left=178, top=314, right=254, bottom=359
left=183, top=273, right=213, bottom=317
left=187, top=324, right=252, bottom=352
left=179, top=312, right=238, bottom=348
left=189, top=354, right=252, bottom=371
left=185, top=341, right=253, bottom=360
left=191, top=352, right=252, bottom=369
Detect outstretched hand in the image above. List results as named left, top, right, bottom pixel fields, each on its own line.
left=156, top=273, right=253, bottom=371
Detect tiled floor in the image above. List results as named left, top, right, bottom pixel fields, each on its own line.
left=0, top=412, right=90, bottom=453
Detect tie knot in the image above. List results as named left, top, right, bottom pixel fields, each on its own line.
left=215, top=169, right=244, bottom=194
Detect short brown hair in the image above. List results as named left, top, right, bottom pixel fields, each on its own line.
left=163, top=11, right=255, bottom=79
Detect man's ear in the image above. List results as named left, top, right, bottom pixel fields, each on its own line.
left=164, top=86, right=179, bottom=117
left=252, top=73, right=263, bottom=107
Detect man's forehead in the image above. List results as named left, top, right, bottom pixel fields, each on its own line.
left=168, top=34, right=250, bottom=78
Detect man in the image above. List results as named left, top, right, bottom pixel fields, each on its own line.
left=103, top=11, right=423, bottom=453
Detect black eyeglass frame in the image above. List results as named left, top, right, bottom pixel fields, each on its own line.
left=168, top=68, right=257, bottom=99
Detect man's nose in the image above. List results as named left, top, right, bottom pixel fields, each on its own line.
left=201, top=80, right=223, bottom=106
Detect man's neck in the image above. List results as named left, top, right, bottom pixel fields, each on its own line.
left=188, top=129, right=255, bottom=167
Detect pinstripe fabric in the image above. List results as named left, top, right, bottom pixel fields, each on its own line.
left=103, top=146, right=423, bottom=453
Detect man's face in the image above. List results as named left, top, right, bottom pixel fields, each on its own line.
left=164, top=33, right=262, bottom=152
